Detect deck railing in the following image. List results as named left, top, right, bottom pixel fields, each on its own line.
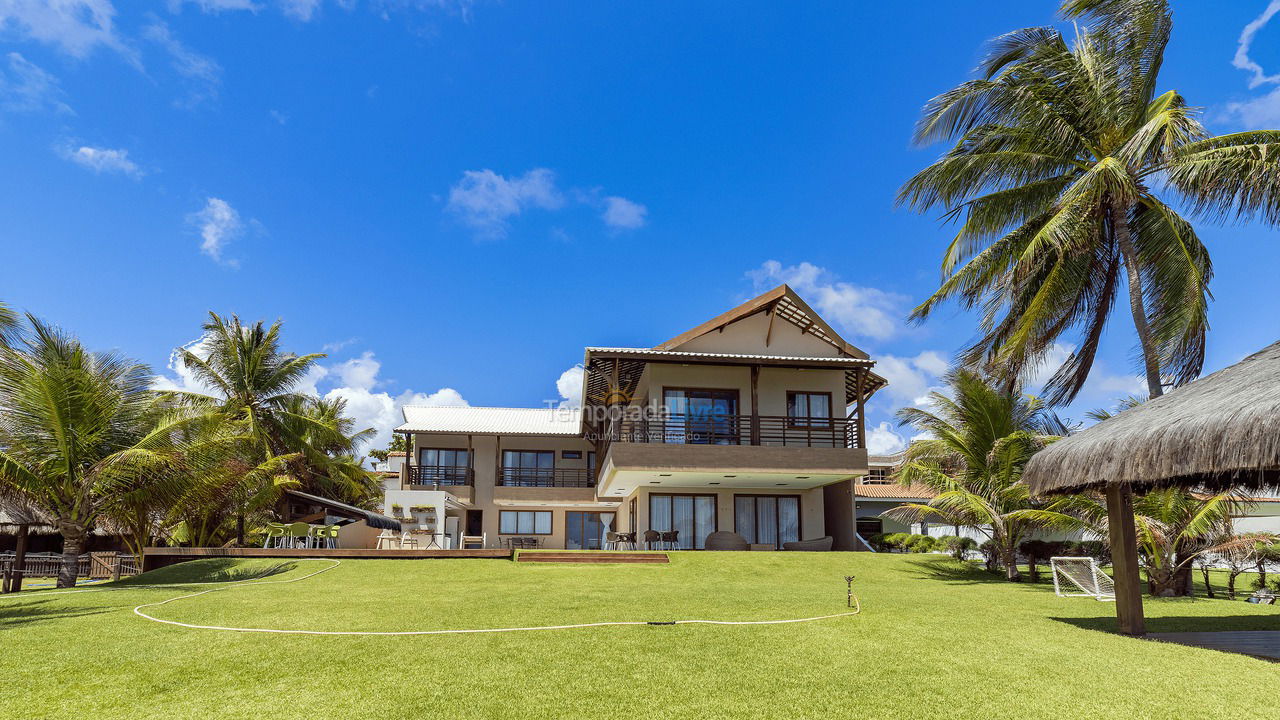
left=497, top=467, right=594, bottom=488
left=407, top=465, right=474, bottom=487
left=605, top=414, right=858, bottom=448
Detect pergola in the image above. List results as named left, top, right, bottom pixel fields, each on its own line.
left=1023, top=340, right=1280, bottom=635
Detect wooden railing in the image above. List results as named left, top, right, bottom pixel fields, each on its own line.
left=407, top=465, right=474, bottom=487
left=497, top=467, right=594, bottom=488
left=605, top=414, right=858, bottom=449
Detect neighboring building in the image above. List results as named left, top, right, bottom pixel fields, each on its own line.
left=386, top=284, right=887, bottom=550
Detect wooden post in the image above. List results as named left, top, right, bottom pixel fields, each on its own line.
left=1105, top=483, right=1146, bottom=635
left=749, top=365, right=760, bottom=445
left=854, top=370, right=867, bottom=449
left=9, top=524, right=28, bottom=593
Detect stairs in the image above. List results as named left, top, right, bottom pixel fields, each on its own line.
left=516, top=551, right=669, bottom=564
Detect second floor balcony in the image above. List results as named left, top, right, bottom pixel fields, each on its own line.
left=604, top=414, right=858, bottom=449
left=407, top=465, right=474, bottom=488
left=498, top=467, right=594, bottom=488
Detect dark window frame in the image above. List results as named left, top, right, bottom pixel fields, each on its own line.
left=565, top=510, right=616, bottom=550
left=561, top=450, right=583, bottom=460
left=733, top=493, right=803, bottom=549
left=648, top=492, right=720, bottom=549
left=786, top=391, right=834, bottom=429
left=498, top=510, right=553, bottom=536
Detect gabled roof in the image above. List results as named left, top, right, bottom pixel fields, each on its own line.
left=397, top=406, right=583, bottom=436
left=655, top=284, right=869, bottom=359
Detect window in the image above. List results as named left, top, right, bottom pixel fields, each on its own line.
left=663, top=388, right=740, bottom=445
left=499, top=510, right=552, bottom=535
left=734, top=495, right=800, bottom=549
left=566, top=512, right=615, bottom=549
left=787, top=391, right=832, bottom=428
left=416, top=448, right=471, bottom=483
left=502, top=450, right=554, bottom=486
left=561, top=450, right=582, bottom=460
left=862, top=467, right=891, bottom=484
left=856, top=518, right=883, bottom=538
left=649, top=494, right=717, bottom=549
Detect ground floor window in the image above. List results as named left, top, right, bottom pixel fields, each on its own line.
left=499, top=510, right=551, bottom=535
left=566, top=511, right=615, bottom=550
left=649, top=494, right=717, bottom=549
left=734, top=495, right=800, bottom=549
left=856, top=517, right=883, bottom=538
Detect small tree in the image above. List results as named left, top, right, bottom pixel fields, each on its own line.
left=1019, top=539, right=1054, bottom=583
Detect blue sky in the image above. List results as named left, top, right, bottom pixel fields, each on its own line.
left=3, top=1, right=1280, bottom=455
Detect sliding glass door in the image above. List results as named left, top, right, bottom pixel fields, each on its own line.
left=649, top=494, right=717, bottom=549
left=565, top=512, right=615, bottom=550
left=734, top=495, right=800, bottom=549
left=663, top=389, right=739, bottom=444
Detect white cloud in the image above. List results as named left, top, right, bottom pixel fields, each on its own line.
left=747, top=260, right=908, bottom=341
left=188, top=197, right=244, bottom=265
left=142, top=20, right=221, bottom=108
left=1234, top=1, right=1280, bottom=89
left=874, top=351, right=949, bottom=408
left=151, top=337, right=220, bottom=396
left=59, top=144, right=141, bottom=176
left=865, top=421, right=906, bottom=456
left=281, top=0, right=322, bottom=20
left=554, top=365, right=584, bottom=409
left=0, top=52, right=71, bottom=114
left=601, top=196, right=647, bottom=230
left=169, top=0, right=262, bottom=12
left=446, top=168, right=565, bottom=238
left=1025, top=341, right=1146, bottom=402
left=269, top=108, right=288, bottom=125
left=1224, top=86, right=1280, bottom=129
left=0, top=0, right=133, bottom=62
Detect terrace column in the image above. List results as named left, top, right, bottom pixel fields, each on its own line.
left=749, top=365, right=760, bottom=445
left=1105, top=484, right=1146, bottom=635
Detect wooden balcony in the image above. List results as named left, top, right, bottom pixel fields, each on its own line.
left=604, top=414, right=858, bottom=449
left=497, top=467, right=595, bottom=488
left=406, top=465, right=473, bottom=488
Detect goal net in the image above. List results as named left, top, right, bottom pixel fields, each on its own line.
left=1050, top=557, right=1115, bottom=601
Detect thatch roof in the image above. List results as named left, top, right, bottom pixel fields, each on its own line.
left=1024, top=340, right=1280, bottom=495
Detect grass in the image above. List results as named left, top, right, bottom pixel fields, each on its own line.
left=1, top=552, right=1278, bottom=719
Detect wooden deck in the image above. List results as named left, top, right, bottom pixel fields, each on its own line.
left=516, top=551, right=669, bottom=564
left=141, top=546, right=511, bottom=571
left=1149, top=631, right=1280, bottom=661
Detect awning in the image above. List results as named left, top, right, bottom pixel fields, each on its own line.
left=283, top=490, right=402, bottom=531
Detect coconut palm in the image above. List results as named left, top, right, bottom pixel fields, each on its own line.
left=884, top=369, right=1085, bottom=581
left=0, top=301, right=18, bottom=347
left=899, top=0, right=1280, bottom=405
left=0, top=318, right=204, bottom=586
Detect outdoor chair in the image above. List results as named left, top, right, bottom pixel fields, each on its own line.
left=285, top=522, right=310, bottom=549
left=782, top=536, right=834, bottom=551
left=399, top=531, right=418, bottom=549
left=375, top=529, right=398, bottom=549
left=704, top=531, right=749, bottom=551
left=262, top=522, right=287, bottom=548
left=604, top=532, right=621, bottom=550
left=460, top=534, right=485, bottom=549
left=659, top=530, right=680, bottom=550
left=642, top=530, right=661, bottom=550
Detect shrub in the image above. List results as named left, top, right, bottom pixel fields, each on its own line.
left=979, top=540, right=1000, bottom=572
left=940, top=535, right=977, bottom=560
left=906, top=535, right=936, bottom=553
left=882, top=533, right=912, bottom=551
left=866, top=533, right=890, bottom=552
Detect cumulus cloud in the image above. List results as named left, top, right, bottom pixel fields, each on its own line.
left=153, top=339, right=468, bottom=456
left=1234, top=1, right=1280, bottom=88
left=554, top=365, right=584, bottom=408
left=0, top=52, right=72, bottom=114
left=188, top=197, right=244, bottom=265
left=601, top=196, right=647, bottom=230
left=59, top=144, right=141, bottom=176
left=280, top=0, right=322, bottom=20
left=1224, top=87, right=1280, bottom=129
left=446, top=168, right=564, bottom=238
left=1024, top=341, right=1146, bottom=403
left=142, top=20, right=221, bottom=108
left=865, top=421, right=906, bottom=456
left=747, top=260, right=908, bottom=341
left=874, top=351, right=950, bottom=408
left=0, top=0, right=134, bottom=62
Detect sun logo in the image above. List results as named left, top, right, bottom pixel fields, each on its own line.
left=590, top=385, right=633, bottom=405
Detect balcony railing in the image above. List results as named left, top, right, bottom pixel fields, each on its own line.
left=605, top=414, right=859, bottom=449
left=498, top=467, right=595, bottom=488
left=407, top=465, right=473, bottom=487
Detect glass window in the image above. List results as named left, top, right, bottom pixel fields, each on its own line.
left=787, top=392, right=832, bottom=428
left=566, top=512, right=615, bottom=550
left=649, top=494, right=717, bottom=549
left=416, top=448, right=470, bottom=483
left=499, top=510, right=552, bottom=535
left=502, top=450, right=555, bottom=486
left=734, top=495, right=801, bottom=549
left=663, top=389, right=740, bottom=445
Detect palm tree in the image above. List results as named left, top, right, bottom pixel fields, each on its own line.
left=0, top=301, right=18, bottom=346
left=0, top=318, right=199, bottom=587
left=884, top=369, right=1085, bottom=581
left=164, top=313, right=374, bottom=541
left=899, top=0, right=1280, bottom=404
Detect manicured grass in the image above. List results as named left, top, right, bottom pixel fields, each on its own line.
left=2, top=552, right=1278, bottom=719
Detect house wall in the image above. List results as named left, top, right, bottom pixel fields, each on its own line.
left=672, top=309, right=844, bottom=358
left=632, top=363, right=847, bottom=419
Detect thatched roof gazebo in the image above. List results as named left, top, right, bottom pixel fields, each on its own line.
left=1023, top=340, right=1280, bottom=635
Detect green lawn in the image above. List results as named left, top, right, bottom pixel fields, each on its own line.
left=1, top=552, right=1277, bottom=719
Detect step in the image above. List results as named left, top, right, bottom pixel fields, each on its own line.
left=516, top=552, right=669, bottom=564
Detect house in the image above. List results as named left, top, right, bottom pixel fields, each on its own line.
left=385, top=284, right=887, bottom=550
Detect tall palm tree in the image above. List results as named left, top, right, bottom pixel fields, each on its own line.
left=885, top=370, right=1085, bottom=581
left=899, top=0, right=1280, bottom=404
left=0, top=301, right=19, bottom=347
left=0, top=318, right=199, bottom=586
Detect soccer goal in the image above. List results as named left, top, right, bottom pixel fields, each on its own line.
left=1050, top=556, right=1116, bottom=601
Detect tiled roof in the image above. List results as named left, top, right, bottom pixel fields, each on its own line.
left=397, top=406, right=583, bottom=436
left=585, top=346, right=872, bottom=365
left=854, top=483, right=937, bottom=500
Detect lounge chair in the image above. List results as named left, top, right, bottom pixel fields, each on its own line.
left=704, top=531, right=749, bottom=551
left=782, top=536, right=834, bottom=551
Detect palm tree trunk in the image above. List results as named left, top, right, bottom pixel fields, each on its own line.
left=1002, top=544, right=1022, bottom=582
left=1113, top=202, right=1164, bottom=399
left=1199, top=564, right=1215, bottom=598
left=1228, top=570, right=1241, bottom=600
left=56, top=520, right=88, bottom=589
